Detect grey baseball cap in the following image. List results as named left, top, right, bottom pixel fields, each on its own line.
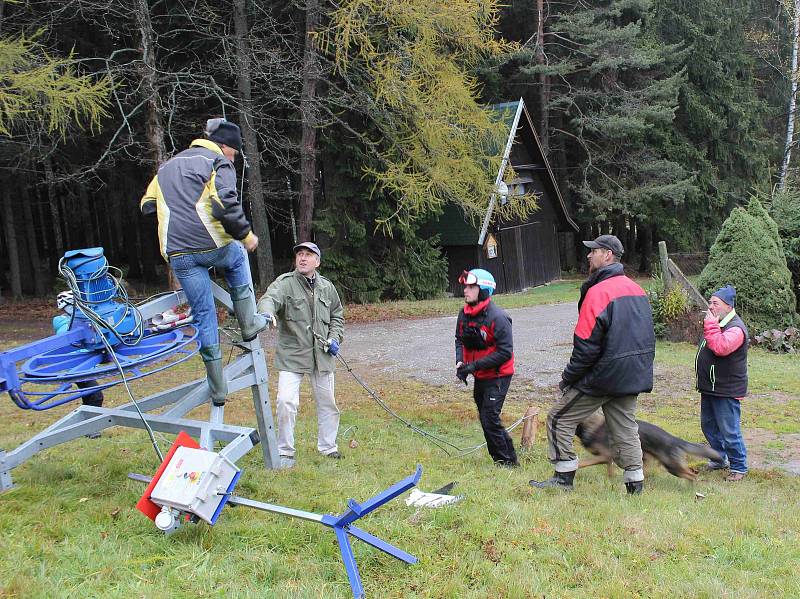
left=583, top=234, right=624, bottom=256
left=293, top=241, right=321, bottom=257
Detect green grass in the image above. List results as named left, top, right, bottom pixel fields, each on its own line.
left=1, top=339, right=799, bottom=598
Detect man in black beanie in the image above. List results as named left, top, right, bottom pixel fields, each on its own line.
left=141, top=118, right=268, bottom=408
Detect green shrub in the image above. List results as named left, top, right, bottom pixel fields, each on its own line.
left=768, top=185, right=800, bottom=308
left=698, top=198, right=797, bottom=332
left=648, top=272, right=690, bottom=338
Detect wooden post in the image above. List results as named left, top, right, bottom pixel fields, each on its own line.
left=520, top=406, right=540, bottom=449
left=658, top=241, right=671, bottom=288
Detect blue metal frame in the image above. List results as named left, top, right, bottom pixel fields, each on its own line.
left=1, top=326, right=199, bottom=410
left=225, top=465, right=423, bottom=598
left=321, top=465, right=422, bottom=598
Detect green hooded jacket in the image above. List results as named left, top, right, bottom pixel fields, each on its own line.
left=257, top=270, right=344, bottom=374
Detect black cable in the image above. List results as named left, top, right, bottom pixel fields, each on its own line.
left=305, top=325, right=524, bottom=457
left=97, top=332, right=164, bottom=462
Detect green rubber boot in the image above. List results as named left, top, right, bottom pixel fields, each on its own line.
left=230, top=284, right=268, bottom=341
left=200, top=345, right=227, bottom=406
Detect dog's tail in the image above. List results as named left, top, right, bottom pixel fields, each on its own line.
left=680, top=441, right=722, bottom=462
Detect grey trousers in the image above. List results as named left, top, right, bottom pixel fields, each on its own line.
left=546, top=387, right=644, bottom=482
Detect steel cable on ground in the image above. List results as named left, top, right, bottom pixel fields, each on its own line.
left=305, top=326, right=534, bottom=458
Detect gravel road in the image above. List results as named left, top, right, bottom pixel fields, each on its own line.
left=338, top=303, right=578, bottom=388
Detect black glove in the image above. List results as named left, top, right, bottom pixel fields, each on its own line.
left=457, top=362, right=476, bottom=384
left=558, top=379, right=569, bottom=392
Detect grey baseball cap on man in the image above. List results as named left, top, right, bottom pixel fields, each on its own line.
left=293, top=241, right=321, bottom=257
left=583, top=234, right=624, bottom=256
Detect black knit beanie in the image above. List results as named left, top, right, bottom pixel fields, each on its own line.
left=206, top=119, right=243, bottom=151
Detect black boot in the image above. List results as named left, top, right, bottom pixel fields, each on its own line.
left=625, top=480, right=644, bottom=495
left=230, top=284, right=268, bottom=341
left=200, top=345, right=228, bottom=406
left=529, top=470, right=575, bottom=491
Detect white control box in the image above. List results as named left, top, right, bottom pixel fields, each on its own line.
left=150, top=446, right=240, bottom=524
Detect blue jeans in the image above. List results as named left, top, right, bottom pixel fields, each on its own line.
left=169, top=243, right=250, bottom=348
left=700, top=394, right=748, bottom=474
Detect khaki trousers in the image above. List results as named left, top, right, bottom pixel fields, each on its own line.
left=276, top=370, right=340, bottom=457
left=546, top=387, right=644, bottom=482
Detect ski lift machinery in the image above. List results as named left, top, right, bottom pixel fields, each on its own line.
left=0, top=245, right=421, bottom=599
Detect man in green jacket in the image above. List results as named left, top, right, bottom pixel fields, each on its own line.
left=257, top=242, right=345, bottom=468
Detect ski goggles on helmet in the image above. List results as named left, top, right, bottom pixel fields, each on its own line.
left=458, top=270, right=477, bottom=285
left=458, top=270, right=496, bottom=291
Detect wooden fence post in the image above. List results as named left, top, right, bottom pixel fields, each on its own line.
left=520, top=406, right=540, bottom=449
left=658, top=241, right=672, bottom=288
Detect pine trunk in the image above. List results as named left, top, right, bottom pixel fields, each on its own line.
left=2, top=190, right=22, bottom=298
left=78, top=185, right=96, bottom=247
left=22, top=188, right=47, bottom=296
left=233, top=0, right=275, bottom=287
left=45, top=158, right=64, bottom=265
left=638, top=223, right=653, bottom=273
left=536, top=0, right=550, bottom=153
left=298, top=0, right=321, bottom=242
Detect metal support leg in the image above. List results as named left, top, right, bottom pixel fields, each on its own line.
left=334, top=525, right=364, bottom=599
left=0, top=450, right=13, bottom=492
left=345, top=525, right=417, bottom=565
left=204, top=404, right=225, bottom=450
left=245, top=342, right=279, bottom=469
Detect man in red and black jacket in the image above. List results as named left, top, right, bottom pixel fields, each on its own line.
left=530, top=235, right=655, bottom=494
left=455, top=268, right=518, bottom=467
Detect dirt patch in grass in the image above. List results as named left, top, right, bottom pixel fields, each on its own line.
left=746, top=429, right=800, bottom=474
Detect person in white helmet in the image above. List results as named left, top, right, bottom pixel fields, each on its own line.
left=454, top=268, right=518, bottom=467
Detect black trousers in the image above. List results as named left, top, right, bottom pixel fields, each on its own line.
left=473, top=375, right=517, bottom=465
left=77, top=380, right=104, bottom=407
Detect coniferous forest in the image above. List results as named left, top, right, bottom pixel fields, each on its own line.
left=0, top=0, right=797, bottom=302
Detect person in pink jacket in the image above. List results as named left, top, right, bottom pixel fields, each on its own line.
left=695, top=285, right=748, bottom=482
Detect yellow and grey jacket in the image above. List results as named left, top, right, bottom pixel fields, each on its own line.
left=140, top=139, right=255, bottom=259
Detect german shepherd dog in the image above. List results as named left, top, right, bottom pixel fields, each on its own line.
left=575, top=414, right=722, bottom=481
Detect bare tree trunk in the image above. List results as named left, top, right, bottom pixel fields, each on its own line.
left=134, top=0, right=167, bottom=169
left=638, top=222, right=654, bottom=273
left=535, top=0, right=550, bottom=153
left=78, top=185, right=96, bottom=247
left=780, top=0, right=800, bottom=191
left=45, top=157, right=64, bottom=261
left=298, top=0, right=321, bottom=242
left=22, top=187, right=47, bottom=296
left=233, top=0, right=275, bottom=286
left=2, top=190, right=22, bottom=298
left=60, top=192, right=71, bottom=250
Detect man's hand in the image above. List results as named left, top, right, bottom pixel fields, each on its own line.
left=260, top=312, right=277, bottom=328
left=456, top=362, right=476, bottom=385
left=243, top=233, right=259, bottom=252
left=704, top=308, right=718, bottom=322
left=326, top=338, right=340, bottom=356
left=558, top=379, right=569, bottom=392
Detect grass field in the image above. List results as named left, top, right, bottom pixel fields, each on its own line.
left=1, top=327, right=799, bottom=598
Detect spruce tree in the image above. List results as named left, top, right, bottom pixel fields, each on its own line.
left=698, top=199, right=797, bottom=332
left=507, top=0, right=694, bottom=239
